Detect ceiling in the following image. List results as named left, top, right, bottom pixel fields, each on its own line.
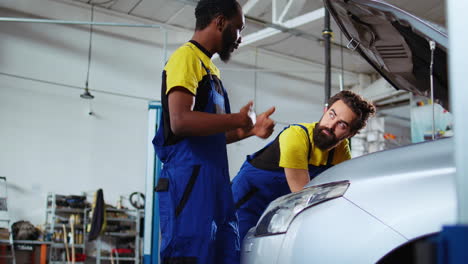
left=66, top=0, right=445, bottom=86
left=10, top=0, right=448, bottom=90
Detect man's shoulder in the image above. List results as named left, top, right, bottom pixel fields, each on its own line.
left=168, top=43, right=198, bottom=62
left=280, top=124, right=311, bottom=142
left=297, top=123, right=316, bottom=131
left=285, top=123, right=315, bottom=135
left=164, top=43, right=202, bottom=75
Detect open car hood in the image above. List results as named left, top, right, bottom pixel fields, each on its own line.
left=324, top=0, right=449, bottom=108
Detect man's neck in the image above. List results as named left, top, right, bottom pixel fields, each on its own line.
left=191, top=30, right=219, bottom=56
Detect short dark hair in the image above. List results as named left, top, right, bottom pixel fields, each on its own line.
left=195, top=0, right=241, bottom=30
left=327, top=90, right=376, bottom=133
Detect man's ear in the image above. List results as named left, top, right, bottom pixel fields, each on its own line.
left=215, top=15, right=226, bottom=32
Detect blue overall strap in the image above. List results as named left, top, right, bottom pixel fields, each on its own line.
left=327, top=148, right=335, bottom=166
left=199, top=60, right=216, bottom=91
left=185, top=42, right=217, bottom=94
left=292, top=124, right=312, bottom=162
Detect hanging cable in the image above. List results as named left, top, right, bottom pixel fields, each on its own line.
left=81, top=5, right=95, bottom=99
left=86, top=6, right=94, bottom=87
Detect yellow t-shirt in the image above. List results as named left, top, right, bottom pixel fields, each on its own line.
left=278, top=123, right=351, bottom=170
left=164, top=41, right=221, bottom=95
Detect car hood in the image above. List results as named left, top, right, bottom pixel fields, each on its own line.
left=307, top=137, right=454, bottom=187
left=306, top=137, right=456, bottom=238
left=324, top=0, right=449, bottom=109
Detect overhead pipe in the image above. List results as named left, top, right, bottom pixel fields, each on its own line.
left=0, top=17, right=166, bottom=29
left=0, top=72, right=158, bottom=101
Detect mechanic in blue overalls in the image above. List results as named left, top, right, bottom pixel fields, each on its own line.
left=231, top=91, right=376, bottom=241
left=152, top=1, right=276, bottom=263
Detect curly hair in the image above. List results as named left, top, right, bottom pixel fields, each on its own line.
left=195, top=0, right=241, bottom=30
left=327, top=90, right=376, bottom=133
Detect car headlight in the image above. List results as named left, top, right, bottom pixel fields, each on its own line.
left=254, top=180, right=350, bottom=236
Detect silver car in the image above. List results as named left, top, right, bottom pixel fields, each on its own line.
left=241, top=0, right=453, bottom=263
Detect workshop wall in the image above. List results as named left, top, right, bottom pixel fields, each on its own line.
left=0, top=5, right=166, bottom=225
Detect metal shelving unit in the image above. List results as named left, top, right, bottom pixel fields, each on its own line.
left=44, top=193, right=87, bottom=264
left=88, top=208, right=142, bottom=264
left=0, top=176, right=15, bottom=264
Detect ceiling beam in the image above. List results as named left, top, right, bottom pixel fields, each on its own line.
left=241, top=7, right=324, bottom=46
left=277, top=0, right=295, bottom=23
left=272, top=0, right=288, bottom=23
left=282, top=7, right=324, bottom=28
left=242, top=0, right=261, bottom=15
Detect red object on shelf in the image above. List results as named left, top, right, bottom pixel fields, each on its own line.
left=111, top=248, right=133, bottom=254
left=74, top=253, right=86, bottom=262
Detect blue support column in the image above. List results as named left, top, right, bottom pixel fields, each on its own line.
left=144, top=102, right=162, bottom=264
left=439, top=0, right=468, bottom=263
left=438, top=225, right=468, bottom=264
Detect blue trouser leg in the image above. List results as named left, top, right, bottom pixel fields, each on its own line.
left=231, top=166, right=260, bottom=241
left=232, top=161, right=290, bottom=242
left=215, top=166, right=241, bottom=264
left=215, top=207, right=241, bottom=264
left=159, top=163, right=240, bottom=264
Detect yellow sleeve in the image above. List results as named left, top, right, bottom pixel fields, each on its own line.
left=333, top=139, right=352, bottom=164
left=279, top=126, right=310, bottom=170
left=164, top=47, right=203, bottom=95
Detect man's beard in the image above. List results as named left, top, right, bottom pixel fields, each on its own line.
left=313, top=124, right=340, bottom=150
left=219, top=24, right=237, bottom=62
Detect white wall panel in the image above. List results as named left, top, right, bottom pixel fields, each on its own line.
left=0, top=7, right=161, bottom=225
left=0, top=74, right=148, bottom=224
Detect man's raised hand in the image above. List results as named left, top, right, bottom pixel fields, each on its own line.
left=252, top=106, right=276, bottom=139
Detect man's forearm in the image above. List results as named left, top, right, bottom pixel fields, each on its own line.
left=171, top=110, right=250, bottom=137
left=284, top=168, right=310, bottom=192
left=168, top=88, right=254, bottom=138
left=226, top=128, right=254, bottom=144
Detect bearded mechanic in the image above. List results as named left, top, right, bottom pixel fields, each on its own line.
left=152, top=0, right=276, bottom=264
left=231, top=90, right=376, bottom=241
